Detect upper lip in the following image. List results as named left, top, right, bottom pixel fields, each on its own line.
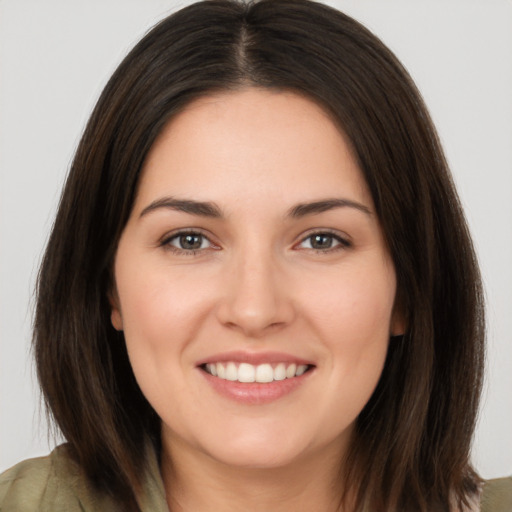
left=195, top=350, right=314, bottom=367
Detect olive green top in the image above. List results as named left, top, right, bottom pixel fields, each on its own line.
left=0, top=444, right=167, bottom=512
left=1, top=444, right=510, bottom=511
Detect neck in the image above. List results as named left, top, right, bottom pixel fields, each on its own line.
left=160, top=436, right=349, bottom=512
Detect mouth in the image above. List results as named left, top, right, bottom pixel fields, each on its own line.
left=201, top=362, right=313, bottom=383
left=196, top=352, right=315, bottom=404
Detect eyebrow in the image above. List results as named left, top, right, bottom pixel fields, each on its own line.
left=139, top=196, right=372, bottom=219
left=139, top=197, right=223, bottom=218
left=287, top=198, right=372, bottom=218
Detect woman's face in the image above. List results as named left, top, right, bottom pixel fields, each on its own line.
left=111, top=89, right=402, bottom=470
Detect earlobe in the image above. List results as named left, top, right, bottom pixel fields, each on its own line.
left=111, top=308, right=123, bottom=331
left=390, top=310, right=406, bottom=337
left=390, top=288, right=406, bottom=337
left=108, top=288, right=124, bottom=331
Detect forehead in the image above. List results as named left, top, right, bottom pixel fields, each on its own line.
left=136, top=88, right=372, bottom=212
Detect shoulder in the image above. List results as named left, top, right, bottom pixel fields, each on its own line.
left=480, top=476, right=512, bottom=512
left=0, top=445, right=118, bottom=512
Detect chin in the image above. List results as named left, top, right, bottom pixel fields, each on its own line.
left=194, top=421, right=346, bottom=471
left=204, top=443, right=306, bottom=470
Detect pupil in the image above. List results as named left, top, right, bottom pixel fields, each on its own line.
left=180, top=234, right=202, bottom=250
left=312, top=234, right=332, bottom=249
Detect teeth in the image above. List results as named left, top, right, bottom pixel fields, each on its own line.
left=274, top=363, right=286, bottom=381
left=225, top=362, right=238, bottom=381
left=204, top=362, right=310, bottom=383
left=217, top=363, right=226, bottom=379
left=205, top=363, right=217, bottom=376
left=295, top=365, right=308, bottom=376
left=285, top=363, right=297, bottom=378
left=238, top=363, right=255, bottom=383
left=255, top=363, right=274, bottom=383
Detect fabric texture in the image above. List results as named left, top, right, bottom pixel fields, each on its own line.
left=0, top=443, right=168, bottom=512
left=1, top=444, right=510, bottom=511
left=480, top=476, right=512, bottom=512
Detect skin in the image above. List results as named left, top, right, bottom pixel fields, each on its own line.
left=111, top=88, right=403, bottom=511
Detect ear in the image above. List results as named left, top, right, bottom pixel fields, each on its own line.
left=390, top=307, right=406, bottom=337
left=108, top=288, right=124, bottom=331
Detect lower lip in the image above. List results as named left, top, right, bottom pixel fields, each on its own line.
left=199, top=368, right=312, bottom=405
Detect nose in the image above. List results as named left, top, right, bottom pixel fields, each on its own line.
left=215, top=248, right=295, bottom=338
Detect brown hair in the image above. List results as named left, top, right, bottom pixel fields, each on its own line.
left=34, top=1, right=485, bottom=510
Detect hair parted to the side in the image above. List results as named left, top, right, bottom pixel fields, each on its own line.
left=34, top=1, right=485, bottom=510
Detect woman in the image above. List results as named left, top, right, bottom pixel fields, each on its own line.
left=0, top=0, right=510, bottom=510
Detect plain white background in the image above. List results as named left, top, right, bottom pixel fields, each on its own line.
left=1, top=0, right=511, bottom=478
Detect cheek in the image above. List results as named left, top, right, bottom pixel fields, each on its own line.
left=114, top=263, right=225, bottom=392
left=117, top=263, right=211, bottom=338
left=306, top=264, right=396, bottom=343
left=115, top=273, right=203, bottom=408
left=302, top=263, right=395, bottom=397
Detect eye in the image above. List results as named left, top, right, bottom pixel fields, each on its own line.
left=297, top=231, right=350, bottom=252
left=162, top=231, right=216, bottom=254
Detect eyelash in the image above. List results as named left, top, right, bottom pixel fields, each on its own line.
left=160, top=229, right=351, bottom=255
left=296, top=230, right=351, bottom=254
left=160, top=229, right=216, bottom=256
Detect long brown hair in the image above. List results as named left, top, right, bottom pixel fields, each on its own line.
left=34, top=1, right=485, bottom=510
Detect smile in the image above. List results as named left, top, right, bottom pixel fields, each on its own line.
left=203, top=362, right=310, bottom=383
